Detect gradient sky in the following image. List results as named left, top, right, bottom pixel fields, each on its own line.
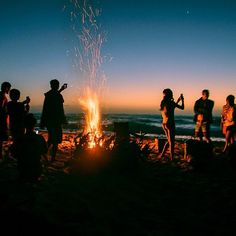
left=0, top=0, right=235, bottom=114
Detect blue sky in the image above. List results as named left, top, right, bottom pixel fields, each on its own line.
left=0, top=0, right=235, bottom=114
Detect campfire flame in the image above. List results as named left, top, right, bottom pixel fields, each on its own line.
left=80, top=88, right=102, bottom=149
left=69, top=0, right=109, bottom=149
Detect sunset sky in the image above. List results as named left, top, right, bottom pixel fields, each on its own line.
left=0, top=0, right=235, bottom=114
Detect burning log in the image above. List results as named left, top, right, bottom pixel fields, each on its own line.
left=67, top=121, right=156, bottom=175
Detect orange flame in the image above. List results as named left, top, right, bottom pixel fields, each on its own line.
left=80, top=88, right=102, bottom=148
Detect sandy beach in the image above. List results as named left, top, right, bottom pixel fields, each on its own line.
left=0, top=132, right=236, bottom=235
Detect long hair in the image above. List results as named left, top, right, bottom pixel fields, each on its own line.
left=227, top=95, right=235, bottom=107
left=160, top=88, right=173, bottom=110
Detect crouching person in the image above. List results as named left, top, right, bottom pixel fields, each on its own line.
left=13, top=113, right=48, bottom=182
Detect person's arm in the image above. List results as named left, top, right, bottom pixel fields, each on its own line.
left=233, top=106, right=236, bottom=122
left=21, top=96, right=30, bottom=114
left=208, top=100, right=214, bottom=123
left=194, top=100, right=199, bottom=114
left=175, top=94, right=184, bottom=110
left=0, top=94, right=4, bottom=109
left=22, top=96, right=30, bottom=105
left=59, top=83, right=67, bottom=93
left=211, top=100, right=214, bottom=111
left=59, top=94, right=67, bottom=125
left=220, top=106, right=225, bottom=129
left=40, top=95, right=48, bottom=128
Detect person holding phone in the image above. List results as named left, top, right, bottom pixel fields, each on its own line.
left=40, top=79, right=67, bottom=162
left=160, top=89, right=185, bottom=160
left=7, top=89, right=30, bottom=144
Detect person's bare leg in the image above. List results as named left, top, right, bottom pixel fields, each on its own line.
left=159, top=125, right=170, bottom=158
left=165, top=128, right=173, bottom=160
left=47, top=141, right=55, bottom=162
left=203, top=132, right=210, bottom=143
left=159, top=141, right=169, bottom=158
left=230, top=131, right=234, bottom=144
left=223, top=130, right=230, bottom=153
left=169, top=132, right=175, bottom=160
left=195, top=131, right=202, bottom=142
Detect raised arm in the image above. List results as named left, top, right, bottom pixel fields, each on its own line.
left=59, top=83, right=67, bottom=93
left=175, top=94, right=184, bottom=110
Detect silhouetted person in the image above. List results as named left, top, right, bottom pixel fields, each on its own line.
left=7, top=89, right=30, bottom=143
left=0, top=82, right=11, bottom=160
left=194, top=89, right=214, bottom=143
left=160, top=88, right=184, bottom=160
left=13, top=113, right=47, bottom=182
left=40, top=80, right=67, bottom=162
left=221, top=95, right=236, bottom=153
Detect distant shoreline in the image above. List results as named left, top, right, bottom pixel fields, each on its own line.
left=34, top=113, right=224, bottom=141
left=32, top=112, right=222, bottom=118
left=38, top=130, right=225, bottom=143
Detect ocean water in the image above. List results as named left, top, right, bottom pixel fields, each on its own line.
left=33, top=113, right=224, bottom=142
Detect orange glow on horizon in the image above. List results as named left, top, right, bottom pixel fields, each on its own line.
left=22, top=73, right=234, bottom=116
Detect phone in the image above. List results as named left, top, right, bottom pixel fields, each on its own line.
left=63, top=83, right=68, bottom=89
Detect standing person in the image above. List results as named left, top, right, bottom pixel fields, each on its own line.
left=221, top=95, right=236, bottom=153
left=7, top=89, right=30, bottom=143
left=194, top=89, right=214, bottom=143
left=40, top=79, right=67, bottom=162
left=0, top=82, right=11, bottom=160
left=159, top=88, right=184, bottom=160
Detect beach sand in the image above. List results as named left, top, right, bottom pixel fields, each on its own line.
left=0, top=132, right=236, bottom=235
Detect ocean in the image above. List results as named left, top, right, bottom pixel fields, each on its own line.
left=33, top=113, right=224, bottom=142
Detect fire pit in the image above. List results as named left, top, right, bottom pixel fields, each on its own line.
left=64, top=120, right=156, bottom=176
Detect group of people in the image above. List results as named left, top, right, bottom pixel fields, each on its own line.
left=0, top=80, right=235, bottom=180
left=160, top=88, right=236, bottom=159
left=0, top=80, right=67, bottom=182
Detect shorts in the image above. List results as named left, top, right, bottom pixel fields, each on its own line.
left=195, top=121, right=208, bottom=133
